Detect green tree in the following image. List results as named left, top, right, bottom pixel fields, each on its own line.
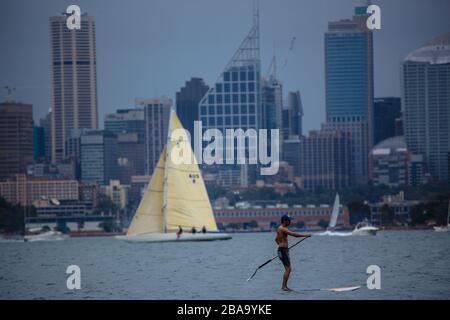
left=317, top=219, right=329, bottom=229
left=0, top=197, right=36, bottom=234
left=94, top=195, right=118, bottom=215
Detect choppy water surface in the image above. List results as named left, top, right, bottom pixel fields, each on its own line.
left=0, top=230, right=449, bottom=299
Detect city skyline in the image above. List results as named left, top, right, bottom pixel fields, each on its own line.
left=1, top=0, right=449, bottom=133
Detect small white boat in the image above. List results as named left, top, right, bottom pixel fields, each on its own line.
left=117, top=111, right=231, bottom=243
left=433, top=197, right=449, bottom=232
left=434, top=225, right=450, bottom=232
left=24, top=229, right=68, bottom=242
left=352, top=220, right=378, bottom=236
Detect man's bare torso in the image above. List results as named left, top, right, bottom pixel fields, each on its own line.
left=275, top=226, right=289, bottom=248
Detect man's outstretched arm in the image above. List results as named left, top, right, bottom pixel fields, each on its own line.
left=281, top=227, right=311, bottom=238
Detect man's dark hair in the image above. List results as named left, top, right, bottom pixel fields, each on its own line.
left=281, top=214, right=291, bottom=223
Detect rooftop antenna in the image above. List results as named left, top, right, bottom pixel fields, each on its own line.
left=3, top=86, right=16, bottom=102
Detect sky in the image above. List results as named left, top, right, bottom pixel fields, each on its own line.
left=0, top=0, right=449, bottom=132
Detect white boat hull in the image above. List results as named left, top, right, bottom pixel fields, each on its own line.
left=433, top=226, right=450, bottom=232
left=315, top=230, right=352, bottom=237
left=351, top=227, right=378, bottom=236
left=116, top=232, right=232, bottom=243
left=24, top=231, right=69, bottom=242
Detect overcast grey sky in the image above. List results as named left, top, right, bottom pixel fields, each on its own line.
left=1, top=0, right=449, bottom=132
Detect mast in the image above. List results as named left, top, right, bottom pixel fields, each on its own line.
left=447, top=194, right=450, bottom=226
left=161, top=110, right=173, bottom=233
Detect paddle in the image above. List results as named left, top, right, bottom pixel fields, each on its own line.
left=246, top=236, right=309, bottom=282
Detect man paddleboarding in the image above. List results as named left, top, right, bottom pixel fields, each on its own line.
left=275, top=214, right=311, bottom=291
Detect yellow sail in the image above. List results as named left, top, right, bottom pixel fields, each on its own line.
left=126, top=150, right=165, bottom=235
left=126, top=111, right=218, bottom=235
left=165, top=112, right=218, bottom=232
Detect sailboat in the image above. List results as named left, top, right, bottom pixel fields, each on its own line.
left=316, top=194, right=351, bottom=236
left=328, top=193, right=340, bottom=230
left=433, top=196, right=450, bottom=232
left=116, top=111, right=231, bottom=243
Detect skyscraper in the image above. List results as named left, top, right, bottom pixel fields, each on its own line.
left=49, top=14, right=98, bottom=163
left=80, top=130, right=118, bottom=184
left=373, top=97, right=401, bottom=145
left=136, top=97, right=171, bottom=175
left=324, top=7, right=374, bottom=184
left=40, top=111, right=52, bottom=163
left=0, top=102, right=34, bottom=180
left=198, top=11, right=261, bottom=185
left=402, top=33, right=450, bottom=182
left=176, top=78, right=209, bottom=145
left=104, top=108, right=145, bottom=141
left=104, top=108, right=146, bottom=183
left=282, top=91, right=303, bottom=140
left=262, top=76, right=282, bottom=131
left=33, top=126, right=45, bottom=161
left=298, top=129, right=352, bottom=191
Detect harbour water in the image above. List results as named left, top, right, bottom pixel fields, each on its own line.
left=0, top=230, right=449, bottom=299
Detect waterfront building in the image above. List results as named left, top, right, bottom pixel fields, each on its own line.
left=369, top=192, right=420, bottom=225
left=102, top=180, right=129, bottom=210
left=214, top=203, right=349, bottom=230
left=0, top=174, right=79, bottom=205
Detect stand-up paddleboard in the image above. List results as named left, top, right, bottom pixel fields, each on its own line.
left=289, top=285, right=361, bottom=293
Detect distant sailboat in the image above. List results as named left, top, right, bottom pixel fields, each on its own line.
left=328, top=193, right=340, bottom=230
left=116, top=111, right=231, bottom=243
left=316, top=194, right=352, bottom=236
left=433, top=196, right=450, bottom=232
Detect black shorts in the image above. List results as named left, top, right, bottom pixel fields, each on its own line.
left=277, top=247, right=290, bottom=267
